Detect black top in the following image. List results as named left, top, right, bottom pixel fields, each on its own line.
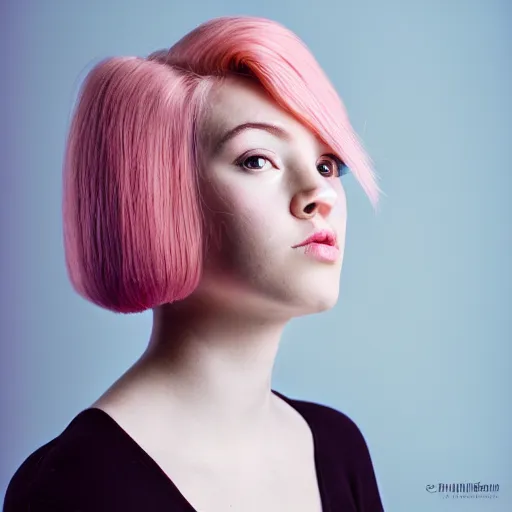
left=3, top=390, right=384, bottom=511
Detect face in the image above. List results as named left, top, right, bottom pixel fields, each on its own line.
left=193, top=76, right=348, bottom=319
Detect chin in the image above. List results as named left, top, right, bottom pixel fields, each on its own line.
left=294, top=286, right=340, bottom=316
left=310, top=294, right=340, bottom=314
left=293, top=268, right=342, bottom=314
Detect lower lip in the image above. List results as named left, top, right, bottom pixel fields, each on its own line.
left=295, top=243, right=340, bottom=263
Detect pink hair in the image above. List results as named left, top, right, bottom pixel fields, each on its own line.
left=63, top=16, right=381, bottom=314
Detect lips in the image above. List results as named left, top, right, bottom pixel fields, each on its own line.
left=292, top=229, right=338, bottom=249
left=292, top=229, right=340, bottom=263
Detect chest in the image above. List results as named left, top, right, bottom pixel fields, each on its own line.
left=152, top=448, right=325, bottom=512
left=94, top=397, right=327, bottom=511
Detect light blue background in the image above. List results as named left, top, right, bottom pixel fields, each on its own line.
left=1, top=0, right=511, bottom=510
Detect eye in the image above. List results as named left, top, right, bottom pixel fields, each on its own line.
left=317, top=154, right=349, bottom=178
left=235, top=154, right=273, bottom=172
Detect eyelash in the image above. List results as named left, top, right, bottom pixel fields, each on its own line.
left=235, top=153, right=349, bottom=178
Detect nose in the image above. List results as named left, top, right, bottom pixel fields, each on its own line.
left=290, top=182, right=338, bottom=220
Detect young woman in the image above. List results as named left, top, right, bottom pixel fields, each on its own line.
left=5, top=15, right=384, bottom=512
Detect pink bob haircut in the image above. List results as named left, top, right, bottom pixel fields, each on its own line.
left=63, top=15, right=382, bottom=314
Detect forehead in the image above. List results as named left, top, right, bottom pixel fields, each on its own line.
left=203, top=76, right=322, bottom=147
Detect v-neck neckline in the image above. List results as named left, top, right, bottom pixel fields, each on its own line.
left=80, top=389, right=330, bottom=511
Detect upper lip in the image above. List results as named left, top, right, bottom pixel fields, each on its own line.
left=292, top=229, right=338, bottom=249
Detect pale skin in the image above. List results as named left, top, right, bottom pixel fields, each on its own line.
left=92, top=75, right=348, bottom=511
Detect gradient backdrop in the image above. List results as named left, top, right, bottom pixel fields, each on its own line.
left=1, top=0, right=511, bottom=510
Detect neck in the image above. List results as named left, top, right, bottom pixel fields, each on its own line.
left=123, top=297, right=288, bottom=443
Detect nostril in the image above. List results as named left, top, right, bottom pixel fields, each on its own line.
left=304, top=203, right=316, bottom=214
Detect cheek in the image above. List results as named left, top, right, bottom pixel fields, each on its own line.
left=205, top=174, right=276, bottom=228
left=223, top=193, right=276, bottom=249
left=201, top=178, right=273, bottom=258
left=332, top=181, right=347, bottom=217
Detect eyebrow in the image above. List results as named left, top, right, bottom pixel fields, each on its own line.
left=212, top=122, right=293, bottom=155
